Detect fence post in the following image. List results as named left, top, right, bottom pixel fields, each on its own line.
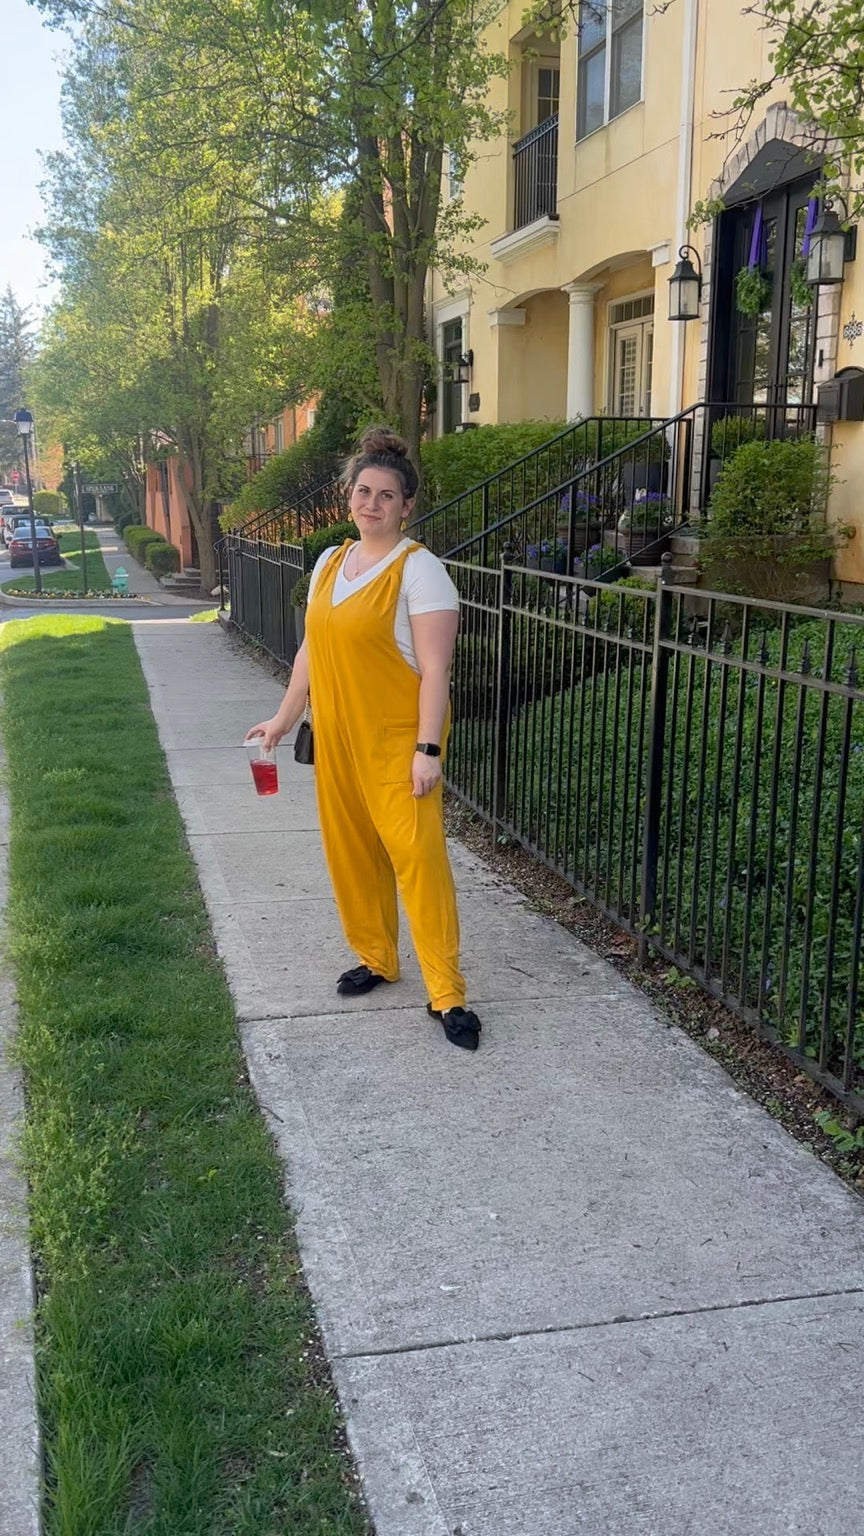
left=492, top=560, right=512, bottom=834
left=481, top=483, right=491, bottom=568
left=256, top=547, right=264, bottom=643
left=217, top=540, right=225, bottom=611
left=638, top=573, right=672, bottom=963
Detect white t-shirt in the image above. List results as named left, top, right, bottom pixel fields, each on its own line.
left=307, top=537, right=459, bottom=672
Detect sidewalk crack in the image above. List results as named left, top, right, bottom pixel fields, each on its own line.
left=334, top=1284, right=864, bottom=1361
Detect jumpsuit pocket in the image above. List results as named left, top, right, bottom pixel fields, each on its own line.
left=381, top=722, right=417, bottom=785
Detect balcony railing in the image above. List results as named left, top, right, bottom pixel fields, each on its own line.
left=513, top=114, right=559, bottom=231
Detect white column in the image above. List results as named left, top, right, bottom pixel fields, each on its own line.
left=563, top=284, right=600, bottom=420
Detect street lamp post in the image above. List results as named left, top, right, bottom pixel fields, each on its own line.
left=13, top=410, right=41, bottom=596
left=73, top=461, right=88, bottom=593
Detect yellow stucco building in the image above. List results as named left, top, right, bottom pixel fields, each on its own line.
left=429, top=0, right=864, bottom=586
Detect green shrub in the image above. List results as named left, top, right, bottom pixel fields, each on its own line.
left=291, top=572, right=311, bottom=609
left=124, top=525, right=165, bottom=562
left=302, top=520, right=357, bottom=567
left=114, top=509, right=140, bottom=534
left=709, top=414, right=766, bottom=460
left=221, top=429, right=341, bottom=529
left=145, top=540, right=181, bottom=577
left=33, top=490, right=62, bottom=518
left=707, top=437, right=826, bottom=536
left=421, top=422, right=567, bottom=506
left=703, top=437, right=846, bottom=601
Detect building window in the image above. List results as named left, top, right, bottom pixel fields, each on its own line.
left=447, top=148, right=462, bottom=200
left=577, top=0, right=643, bottom=142
left=608, top=294, right=654, bottom=417
left=274, top=416, right=284, bottom=454
left=441, top=319, right=464, bottom=435
left=536, top=65, right=560, bottom=124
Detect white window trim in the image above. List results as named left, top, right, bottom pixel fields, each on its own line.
left=576, top=0, right=646, bottom=143
left=605, top=288, right=655, bottom=416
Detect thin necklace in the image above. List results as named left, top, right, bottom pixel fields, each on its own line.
left=349, top=539, right=401, bottom=578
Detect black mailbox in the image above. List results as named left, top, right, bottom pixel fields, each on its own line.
left=816, top=366, right=864, bottom=423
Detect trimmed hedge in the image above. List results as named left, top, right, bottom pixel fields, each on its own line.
left=33, top=490, right=62, bottom=518
left=124, top=526, right=166, bottom=563
left=145, top=540, right=182, bottom=577
left=420, top=422, right=567, bottom=506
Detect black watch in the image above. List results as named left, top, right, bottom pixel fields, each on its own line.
left=415, top=742, right=441, bottom=757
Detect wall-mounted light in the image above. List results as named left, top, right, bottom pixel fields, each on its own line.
left=807, top=197, right=857, bottom=287
left=668, top=245, right=703, bottom=321
left=455, top=349, right=474, bottom=384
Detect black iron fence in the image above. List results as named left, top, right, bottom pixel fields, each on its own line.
left=411, top=414, right=668, bottom=558
left=447, top=559, right=864, bottom=1111
left=445, top=401, right=818, bottom=578
left=512, top=115, right=559, bottom=230
left=236, top=474, right=348, bottom=544
left=220, top=536, right=305, bottom=665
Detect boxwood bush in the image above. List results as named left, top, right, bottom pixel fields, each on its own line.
left=420, top=422, right=567, bottom=506
left=145, top=540, right=181, bottom=577
left=124, top=525, right=166, bottom=562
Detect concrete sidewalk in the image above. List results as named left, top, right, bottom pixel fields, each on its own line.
left=135, top=616, right=864, bottom=1536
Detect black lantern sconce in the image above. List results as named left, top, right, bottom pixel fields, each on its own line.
left=455, top=349, right=474, bottom=385
left=668, top=244, right=703, bottom=322
left=806, top=197, right=857, bottom=287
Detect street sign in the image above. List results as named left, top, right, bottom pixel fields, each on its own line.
left=82, top=482, right=117, bottom=495
left=9, top=470, right=19, bottom=484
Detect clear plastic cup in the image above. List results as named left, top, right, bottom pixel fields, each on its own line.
left=245, top=739, right=279, bottom=796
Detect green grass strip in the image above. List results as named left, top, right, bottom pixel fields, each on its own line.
left=0, top=615, right=369, bottom=1536
left=3, top=529, right=112, bottom=594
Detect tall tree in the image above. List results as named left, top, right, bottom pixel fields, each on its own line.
left=31, top=0, right=510, bottom=469
left=0, top=288, right=37, bottom=483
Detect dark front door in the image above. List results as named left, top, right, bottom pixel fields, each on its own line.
left=710, top=177, right=817, bottom=412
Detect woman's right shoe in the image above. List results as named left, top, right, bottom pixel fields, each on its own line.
left=427, top=1004, right=481, bottom=1051
left=336, top=965, right=388, bottom=996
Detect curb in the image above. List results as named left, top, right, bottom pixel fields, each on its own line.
left=0, top=590, right=155, bottom=610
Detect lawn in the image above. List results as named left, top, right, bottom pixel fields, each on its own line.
left=3, top=528, right=112, bottom=594
left=0, top=614, right=370, bottom=1536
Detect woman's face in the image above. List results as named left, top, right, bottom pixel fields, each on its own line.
left=349, top=466, right=413, bottom=538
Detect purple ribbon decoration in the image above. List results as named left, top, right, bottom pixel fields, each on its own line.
left=801, top=196, right=818, bottom=258
left=747, top=203, right=764, bottom=269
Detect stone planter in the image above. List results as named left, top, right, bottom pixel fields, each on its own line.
left=540, top=554, right=567, bottom=574
left=617, top=528, right=671, bottom=567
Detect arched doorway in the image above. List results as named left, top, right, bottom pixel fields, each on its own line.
left=709, top=174, right=817, bottom=409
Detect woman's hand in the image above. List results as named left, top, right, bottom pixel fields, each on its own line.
left=245, top=718, right=286, bottom=753
left=412, top=751, right=442, bottom=798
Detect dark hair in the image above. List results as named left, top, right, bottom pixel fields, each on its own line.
left=342, top=425, right=419, bottom=501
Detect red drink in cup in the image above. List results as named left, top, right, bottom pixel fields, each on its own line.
left=246, top=740, right=279, bottom=795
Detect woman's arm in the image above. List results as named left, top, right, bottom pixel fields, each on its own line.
left=410, top=609, right=459, bottom=797
left=245, top=641, right=310, bottom=752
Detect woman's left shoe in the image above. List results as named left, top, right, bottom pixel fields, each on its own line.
left=427, top=1004, right=481, bottom=1051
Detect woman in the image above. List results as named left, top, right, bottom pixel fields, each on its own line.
left=245, top=427, right=481, bottom=1051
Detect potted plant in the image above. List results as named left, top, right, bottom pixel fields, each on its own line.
left=735, top=264, right=772, bottom=316
left=559, top=487, right=602, bottom=554
left=616, top=492, right=674, bottom=565
left=581, top=542, right=622, bottom=583
left=539, top=536, right=568, bottom=573
left=701, top=437, right=848, bottom=603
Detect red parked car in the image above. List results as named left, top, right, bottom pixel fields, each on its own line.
left=8, top=525, right=63, bottom=568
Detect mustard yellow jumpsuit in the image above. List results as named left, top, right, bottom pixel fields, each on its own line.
left=304, top=540, right=466, bottom=1012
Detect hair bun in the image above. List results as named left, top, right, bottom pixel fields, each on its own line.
left=358, top=425, right=409, bottom=459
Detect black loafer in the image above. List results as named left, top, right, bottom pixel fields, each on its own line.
left=427, top=1004, right=481, bottom=1051
left=337, top=965, right=389, bottom=996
